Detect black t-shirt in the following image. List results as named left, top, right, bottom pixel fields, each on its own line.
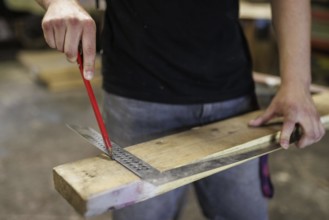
left=102, top=0, right=255, bottom=104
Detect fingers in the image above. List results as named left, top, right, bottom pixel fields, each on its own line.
left=281, top=112, right=325, bottom=149
left=314, top=117, right=326, bottom=142
left=42, top=15, right=96, bottom=80
left=42, top=16, right=96, bottom=80
left=64, top=17, right=82, bottom=63
left=297, top=115, right=325, bottom=148
left=248, top=108, right=275, bottom=127
left=249, top=87, right=325, bottom=150
left=280, top=119, right=296, bottom=149
left=40, top=0, right=96, bottom=79
left=41, top=19, right=56, bottom=49
left=82, top=20, right=96, bottom=80
left=248, top=106, right=325, bottom=149
left=42, top=17, right=67, bottom=52
left=53, top=19, right=67, bottom=52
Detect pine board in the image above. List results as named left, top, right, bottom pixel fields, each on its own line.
left=53, top=92, right=329, bottom=217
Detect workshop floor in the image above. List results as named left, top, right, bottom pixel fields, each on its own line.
left=0, top=58, right=328, bottom=220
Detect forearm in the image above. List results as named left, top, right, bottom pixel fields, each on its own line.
left=271, top=0, right=311, bottom=89
left=36, top=0, right=78, bottom=9
left=36, top=0, right=56, bottom=9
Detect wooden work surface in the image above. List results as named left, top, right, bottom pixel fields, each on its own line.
left=53, top=91, right=329, bottom=217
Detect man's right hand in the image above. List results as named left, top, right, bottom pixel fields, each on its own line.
left=37, top=0, right=96, bottom=80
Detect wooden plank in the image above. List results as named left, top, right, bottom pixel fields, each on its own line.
left=239, top=1, right=271, bottom=20
left=253, top=72, right=329, bottom=93
left=53, top=92, right=329, bottom=217
left=46, top=75, right=102, bottom=92
left=17, top=50, right=102, bottom=91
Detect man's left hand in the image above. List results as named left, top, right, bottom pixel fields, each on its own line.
left=249, top=85, right=325, bottom=149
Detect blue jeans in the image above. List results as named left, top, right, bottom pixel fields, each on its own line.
left=104, top=93, right=268, bottom=220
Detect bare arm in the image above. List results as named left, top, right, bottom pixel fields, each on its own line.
left=36, top=0, right=96, bottom=80
left=272, top=0, right=311, bottom=87
left=249, top=0, right=325, bottom=148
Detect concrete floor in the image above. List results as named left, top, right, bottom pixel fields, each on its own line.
left=0, top=58, right=328, bottom=220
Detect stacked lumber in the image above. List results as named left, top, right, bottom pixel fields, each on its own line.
left=17, top=50, right=102, bottom=92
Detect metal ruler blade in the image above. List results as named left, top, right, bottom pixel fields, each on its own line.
left=67, top=125, right=283, bottom=186
left=67, top=124, right=161, bottom=179
left=147, top=143, right=280, bottom=185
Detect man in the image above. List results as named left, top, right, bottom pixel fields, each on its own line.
left=36, top=0, right=325, bottom=219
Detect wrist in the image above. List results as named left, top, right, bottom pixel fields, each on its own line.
left=281, top=75, right=311, bottom=91
left=36, top=0, right=79, bottom=9
left=280, top=81, right=311, bottom=95
left=280, top=67, right=311, bottom=90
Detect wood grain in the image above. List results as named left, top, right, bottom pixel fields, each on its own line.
left=53, top=91, right=329, bottom=217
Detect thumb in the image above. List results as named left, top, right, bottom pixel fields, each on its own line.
left=249, top=108, right=274, bottom=127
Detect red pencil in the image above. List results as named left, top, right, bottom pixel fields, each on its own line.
left=77, top=51, right=113, bottom=158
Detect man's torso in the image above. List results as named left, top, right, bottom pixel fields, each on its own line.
left=102, top=0, right=254, bottom=104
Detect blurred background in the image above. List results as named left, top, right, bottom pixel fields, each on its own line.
left=0, top=0, right=328, bottom=219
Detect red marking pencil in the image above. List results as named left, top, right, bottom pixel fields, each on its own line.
left=77, top=51, right=113, bottom=158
